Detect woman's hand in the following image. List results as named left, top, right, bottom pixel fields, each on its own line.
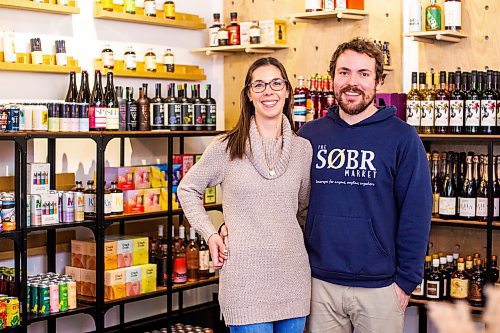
left=208, top=233, right=229, bottom=269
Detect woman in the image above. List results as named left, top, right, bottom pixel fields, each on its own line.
left=177, top=57, right=312, bottom=333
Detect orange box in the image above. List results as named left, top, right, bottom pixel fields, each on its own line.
left=105, top=269, right=126, bottom=300
left=86, top=241, right=96, bottom=270
left=71, top=240, right=86, bottom=269
left=347, top=0, right=364, bottom=10
left=80, top=268, right=96, bottom=297
left=105, top=240, right=118, bottom=271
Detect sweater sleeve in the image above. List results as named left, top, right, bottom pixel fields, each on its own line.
left=297, top=141, right=312, bottom=229
left=394, top=131, right=432, bottom=295
left=177, top=138, right=226, bottom=242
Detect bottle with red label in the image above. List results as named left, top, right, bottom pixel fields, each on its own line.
left=292, top=76, right=309, bottom=131
left=227, top=12, right=240, bottom=46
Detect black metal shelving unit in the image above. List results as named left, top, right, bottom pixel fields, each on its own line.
left=409, top=134, right=498, bottom=333
left=1, top=130, right=224, bottom=332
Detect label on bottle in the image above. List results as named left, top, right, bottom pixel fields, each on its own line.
left=102, top=52, right=114, bottom=68
left=194, top=103, right=207, bottom=128
left=150, top=103, right=164, bottom=129
left=74, top=193, right=85, bottom=222
left=443, top=278, right=448, bottom=297
left=420, top=100, right=435, bottom=127
left=56, top=53, right=67, bottom=66
left=187, top=251, right=199, bottom=270
left=409, top=1, right=422, bottom=32
left=209, top=28, right=219, bottom=47
left=145, top=55, right=157, bottom=71
left=167, top=103, right=181, bottom=128
left=135, top=0, right=144, bottom=8
left=450, top=277, right=468, bottom=299
left=114, top=0, right=124, bottom=4
left=324, top=0, right=334, bottom=11
left=181, top=103, right=193, bottom=127
left=426, top=280, right=440, bottom=299
left=481, top=100, right=496, bottom=126
left=144, top=1, right=156, bottom=15
left=426, top=8, right=442, bottom=30
left=173, top=257, right=187, bottom=283
left=465, top=100, right=480, bottom=126
left=228, top=27, right=240, bottom=45
left=164, top=3, right=175, bottom=18
left=335, top=0, right=347, bottom=10
left=412, top=280, right=424, bottom=296
left=119, top=102, right=127, bottom=130
left=139, top=104, right=150, bottom=131
left=163, top=54, right=174, bottom=66
left=433, top=193, right=440, bottom=214
left=444, top=2, right=461, bottom=28
left=218, top=30, right=228, bottom=41
left=476, top=197, right=488, bottom=217
left=305, top=0, right=322, bottom=11
left=468, top=281, right=483, bottom=302
left=124, top=53, right=136, bottom=70
left=31, top=51, right=43, bottom=65
left=124, top=0, right=136, bottom=12
left=249, top=27, right=260, bottom=39
left=495, top=198, right=499, bottom=217
left=111, top=192, right=123, bottom=214
left=127, top=103, right=138, bottom=130
left=406, top=100, right=421, bottom=127
left=435, top=100, right=449, bottom=127
left=439, top=196, right=456, bottom=216
left=207, top=104, right=216, bottom=128
left=84, top=193, right=96, bottom=213
left=104, top=193, right=112, bottom=215
left=458, top=197, right=476, bottom=218
left=199, top=250, right=209, bottom=270
left=293, top=105, right=307, bottom=123
left=449, top=99, right=464, bottom=127
left=106, top=107, right=119, bottom=130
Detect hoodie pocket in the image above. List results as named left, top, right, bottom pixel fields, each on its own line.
left=308, top=214, right=393, bottom=278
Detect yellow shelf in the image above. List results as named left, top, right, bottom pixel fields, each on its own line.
left=0, top=0, right=79, bottom=14
left=288, top=9, right=368, bottom=23
left=93, top=3, right=205, bottom=30
left=0, top=52, right=80, bottom=74
left=404, top=31, right=467, bottom=43
left=94, top=59, right=206, bottom=81
left=192, top=44, right=289, bottom=56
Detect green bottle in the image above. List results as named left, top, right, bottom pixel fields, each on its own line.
left=426, top=0, right=442, bottom=31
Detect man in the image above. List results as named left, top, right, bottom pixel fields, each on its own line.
left=298, top=37, right=432, bottom=333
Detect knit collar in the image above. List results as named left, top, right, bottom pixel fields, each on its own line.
left=246, top=115, right=293, bottom=179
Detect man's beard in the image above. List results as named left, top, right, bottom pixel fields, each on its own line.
left=335, top=86, right=376, bottom=115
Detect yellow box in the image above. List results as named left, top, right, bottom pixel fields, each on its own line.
left=141, top=264, right=157, bottom=293
left=259, top=19, right=287, bottom=45
left=204, top=187, right=216, bottom=204
left=131, top=237, right=149, bottom=266
left=160, top=187, right=179, bottom=210
left=105, top=268, right=126, bottom=300
left=105, top=240, right=118, bottom=271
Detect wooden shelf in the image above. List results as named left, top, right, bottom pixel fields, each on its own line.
left=432, top=217, right=487, bottom=228
left=404, top=31, right=467, bottom=44
left=192, top=44, right=289, bottom=56
left=94, top=59, right=206, bottom=81
left=409, top=297, right=484, bottom=313
left=0, top=52, right=80, bottom=74
left=419, top=134, right=500, bottom=142
left=93, top=3, right=205, bottom=30
left=0, top=0, right=79, bottom=14
left=288, top=9, right=368, bottom=23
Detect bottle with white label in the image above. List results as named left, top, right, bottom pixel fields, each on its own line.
left=324, top=0, right=334, bottom=11
left=439, top=152, right=458, bottom=219
left=163, top=49, right=174, bottom=73
left=124, top=46, right=136, bottom=71
left=248, top=21, right=261, bottom=45
left=465, top=71, right=481, bottom=134
left=406, top=72, right=422, bottom=131
left=335, top=0, right=347, bottom=10
left=435, top=71, right=450, bottom=134
left=84, top=180, right=96, bottom=220
left=55, top=40, right=67, bottom=66
left=305, top=0, right=322, bottom=11
left=198, top=237, right=210, bottom=280
left=144, top=48, right=157, bottom=72
left=480, top=70, right=497, bottom=134
left=444, top=0, right=461, bottom=31
left=102, top=45, right=114, bottom=70
left=104, top=182, right=112, bottom=216
left=409, top=0, right=423, bottom=32
left=144, top=0, right=156, bottom=16
left=494, top=156, right=500, bottom=220
left=2, top=31, right=16, bottom=63
left=476, top=155, right=489, bottom=221
left=426, top=258, right=443, bottom=299
left=458, top=154, right=476, bottom=220
left=209, top=13, right=221, bottom=47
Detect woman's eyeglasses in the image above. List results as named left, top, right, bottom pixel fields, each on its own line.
left=248, top=79, right=287, bottom=93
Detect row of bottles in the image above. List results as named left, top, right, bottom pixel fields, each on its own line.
left=373, top=40, right=391, bottom=67
left=66, top=70, right=216, bottom=131
left=408, top=0, right=462, bottom=32
left=101, top=45, right=175, bottom=72
left=412, top=252, right=498, bottom=306
left=101, top=0, right=176, bottom=20
left=304, top=0, right=354, bottom=12
left=151, top=224, right=215, bottom=286
left=293, top=74, right=335, bottom=130
left=406, top=69, right=500, bottom=134
left=208, top=12, right=241, bottom=47
left=429, top=150, right=500, bottom=221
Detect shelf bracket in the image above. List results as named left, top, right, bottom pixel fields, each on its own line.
left=436, top=34, right=461, bottom=43
left=411, top=36, right=434, bottom=44
left=290, top=17, right=318, bottom=24
left=337, top=13, right=364, bottom=20
left=245, top=48, right=276, bottom=54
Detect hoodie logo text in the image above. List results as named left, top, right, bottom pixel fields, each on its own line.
left=315, top=145, right=378, bottom=179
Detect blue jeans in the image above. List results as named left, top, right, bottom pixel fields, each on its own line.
left=229, top=316, right=306, bottom=333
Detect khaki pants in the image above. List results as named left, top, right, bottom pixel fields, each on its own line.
left=308, top=278, right=405, bottom=333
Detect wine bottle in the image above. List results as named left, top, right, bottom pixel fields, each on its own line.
left=90, top=70, right=106, bottom=131
left=104, top=72, right=119, bottom=131
left=151, top=83, right=164, bottom=131
left=465, top=70, right=481, bottom=134
left=421, top=72, right=436, bottom=134
left=77, top=70, right=90, bottom=132
left=450, top=71, right=465, bottom=134
left=406, top=72, right=421, bottom=132
left=165, top=83, right=180, bottom=131
left=116, top=86, right=126, bottom=131
left=431, top=151, right=441, bottom=217
left=180, top=84, right=193, bottom=131
left=192, top=84, right=206, bottom=131
left=481, top=70, right=497, bottom=134
left=205, top=84, right=216, bottom=131
left=186, top=228, right=200, bottom=282
left=137, top=87, right=150, bottom=131
left=439, top=152, right=458, bottom=219
left=65, top=71, right=78, bottom=102
left=459, top=153, right=476, bottom=220
left=126, top=87, right=138, bottom=131
left=435, top=71, right=450, bottom=134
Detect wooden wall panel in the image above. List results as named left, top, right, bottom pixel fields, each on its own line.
left=419, top=0, right=500, bottom=72
left=223, top=0, right=403, bottom=129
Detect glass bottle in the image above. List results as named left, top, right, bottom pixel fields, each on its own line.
left=435, top=71, right=450, bottom=134
left=173, top=224, right=187, bottom=284
left=84, top=180, right=96, bottom=220
left=476, top=155, right=489, bottom=221
left=431, top=151, right=441, bottom=217
left=413, top=255, right=431, bottom=300
left=426, top=258, right=443, bottom=300
left=110, top=181, right=123, bottom=215
left=495, top=156, right=500, bottom=220
left=144, top=49, right=157, bottom=72
left=166, top=83, right=180, bottom=131
left=198, top=237, right=209, bottom=280
left=468, top=259, right=486, bottom=306
left=425, top=0, right=442, bottom=31
left=406, top=72, right=422, bottom=132
left=104, top=181, right=112, bottom=216
left=204, top=84, right=216, bottom=131
left=164, top=0, right=175, bottom=20
left=156, top=225, right=168, bottom=287
left=163, top=49, right=174, bottom=73
left=481, top=70, right=497, bottom=134
left=144, top=0, right=156, bottom=16
left=489, top=255, right=499, bottom=283
left=458, top=154, right=476, bottom=220
left=227, top=12, right=240, bottom=46
left=249, top=21, right=261, bottom=45
left=439, top=256, right=451, bottom=299
left=305, top=0, right=323, bottom=12
left=124, top=0, right=136, bottom=14
left=450, top=71, right=465, bottom=134
left=124, top=46, right=136, bottom=71
left=450, top=257, right=469, bottom=300
left=444, top=0, right=461, bottom=31
left=65, top=71, right=78, bottom=102
left=116, top=86, right=126, bottom=131
left=209, top=13, right=221, bottom=47
left=150, top=83, right=164, bottom=131
left=101, top=45, right=114, bottom=70
left=439, top=152, right=458, bottom=219
left=421, top=71, right=436, bottom=134
left=217, top=23, right=228, bottom=46
left=192, top=84, right=206, bottom=131
left=186, top=228, right=199, bottom=282
left=126, top=87, right=138, bottom=131
left=293, top=76, right=309, bottom=131
left=465, top=71, right=481, bottom=134
left=90, top=70, right=106, bottom=131
left=104, top=72, right=119, bottom=131
left=179, top=84, right=193, bottom=131
left=137, top=87, right=151, bottom=131
left=102, top=0, right=113, bottom=11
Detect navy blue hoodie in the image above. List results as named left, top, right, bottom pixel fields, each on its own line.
left=299, top=106, right=432, bottom=295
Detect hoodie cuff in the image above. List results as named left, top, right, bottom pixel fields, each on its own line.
left=395, top=274, right=417, bottom=296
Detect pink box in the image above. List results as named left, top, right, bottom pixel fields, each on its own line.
left=117, top=167, right=135, bottom=190
left=125, top=266, right=142, bottom=297
left=123, top=189, right=145, bottom=213
left=144, top=188, right=161, bottom=212
left=133, top=166, right=151, bottom=189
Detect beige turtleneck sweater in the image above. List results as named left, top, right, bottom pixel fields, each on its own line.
left=177, top=116, right=312, bottom=325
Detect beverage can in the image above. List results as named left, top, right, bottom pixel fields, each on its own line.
left=62, top=192, right=75, bottom=223
left=5, top=297, right=19, bottom=327
left=69, top=103, right=79, bottom=132
left=38, top=283, right=50, bottom=315
left=78, top=103, right=89, bottom=132
left=47, top=102, right=60, bottom=132
left=33, top=104, right=49, bottom=131
left=0, top=298, right=6, bottom=329
left=0, top=106, right=8, bottom=132
left=58, top=280, right=68, bottom=312
left=30, top=283, right=39, bottom=314
left=1, top=194, right=15, bottom=231
left=49, top=282, right=59, bottom=313
left=74, top=191, right=85, bottom=222
left=31, top=194, right=42, bottom=226
left=59, top=103, right=71, bottom=132
left=65, top=279, right=77, bottom=310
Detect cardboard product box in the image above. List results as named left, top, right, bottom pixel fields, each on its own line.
left=86, top=241, right=96, bottom=270
left=240, top=21, right=253, bottom=46
left=104, top=240, right=118, bottom=271
left=131, top=236, right=149, bottom=266
left=27, top=163, right=50, bottom=195
left=115, top=237, right=134, bottom=268
left=376, top=93, right=407, bottom=121
left=133, top=166, right=151, bottom=189
left=40, top=192, right=59, bottom=225
left=194, top=154, right=202, bottom=164
left=144, top=188, right=161, bottom=212
left=182, top=155, right=194, bottom=177
left=204, top=186, right=217, bottom=205
left=172, top=155, right=185, bottom=184
left=71, top=240, right=86, bottom=269
left=123, top=189, right=145, bottom=213
left=125, top=266, right=142, bottom=297
left=160, top=187, right=179, bottom=211
left=259, top=20, right=286, bottom=45
left=149, top=164, right=168, bottom=188
left=65, top=266, right=82, bottom=295
left=347, top=0, right=364, bottom=10
left=117, top=167, right=135, bottom=190
left=141, top=264, right=157, bottom=293
left=104, top=268, right=126, bottom=300
left=80, top=268, right=96, bottom=297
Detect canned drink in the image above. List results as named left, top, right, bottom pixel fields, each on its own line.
left=58, top=191, right=63, bottom=222
left=49, top=282, right=59, bottom=313
left=38, top=283, right=50, bottom=315
left=23, top=104, right=34, bottom=131
left=9, top=106, right=20, bottom=132
left=31, top=194, right=42, bottom=226
left=58, top=280, right=68, bottom=312
left=68, top=103, right=79, bottom=132
left=0, top=298, right=5, bottom=329
left=26, top=194, right=31, bottom=227
left=47, top=102, right=60, bottom=132
left=59, top=103, right=71, bottom=132
left=78, top=103, right=89, bottom=132
left=19, top=105, right=25, bottom=131
left=5, top=297, right=19, bottom=327
left=0, top=106, right=7, bottom=132
left=65, top=279, right=76, bottom=310
left=74, top=191, right=85, bottom=222
left=33, top=104, right=49, bottom=131
left=1, top=194, right=15, bottom=231
left=62, top=192, right=75, bottom=223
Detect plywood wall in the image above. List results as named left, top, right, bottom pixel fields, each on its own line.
left=222, top=0, right=403, bottom=129
left=419, top=0, right=500, bottom=72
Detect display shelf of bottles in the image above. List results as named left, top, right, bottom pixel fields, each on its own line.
left=0, top=0, right=79, bottom=15
left=192, top=44, right=289, bottom=56
left=93, top=3, right=205, bottom=30
left=409, top=297, right=484, bottom=313
left=288, top=9, right=368, bottom=23
left=93, top=59, right=206, bottom=81
left=26, top=221, right=96, bottom=233
left=25, top=130, right=225, bottom=140
left=26, top=303, right=95, bottom=324
left=0, top=52, right=81, bottom=74
left=431, top=217, right=490, bottom=229
left=172, top=276, right=219, bottom=293
left=105, top=203, right=223, bottom=224
left=404, top=31, right=467, bottom=43
left=418, top=134, right=500, bottom=142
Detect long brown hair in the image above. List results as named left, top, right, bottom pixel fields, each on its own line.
left=224, top=57, right=294, bottom=160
